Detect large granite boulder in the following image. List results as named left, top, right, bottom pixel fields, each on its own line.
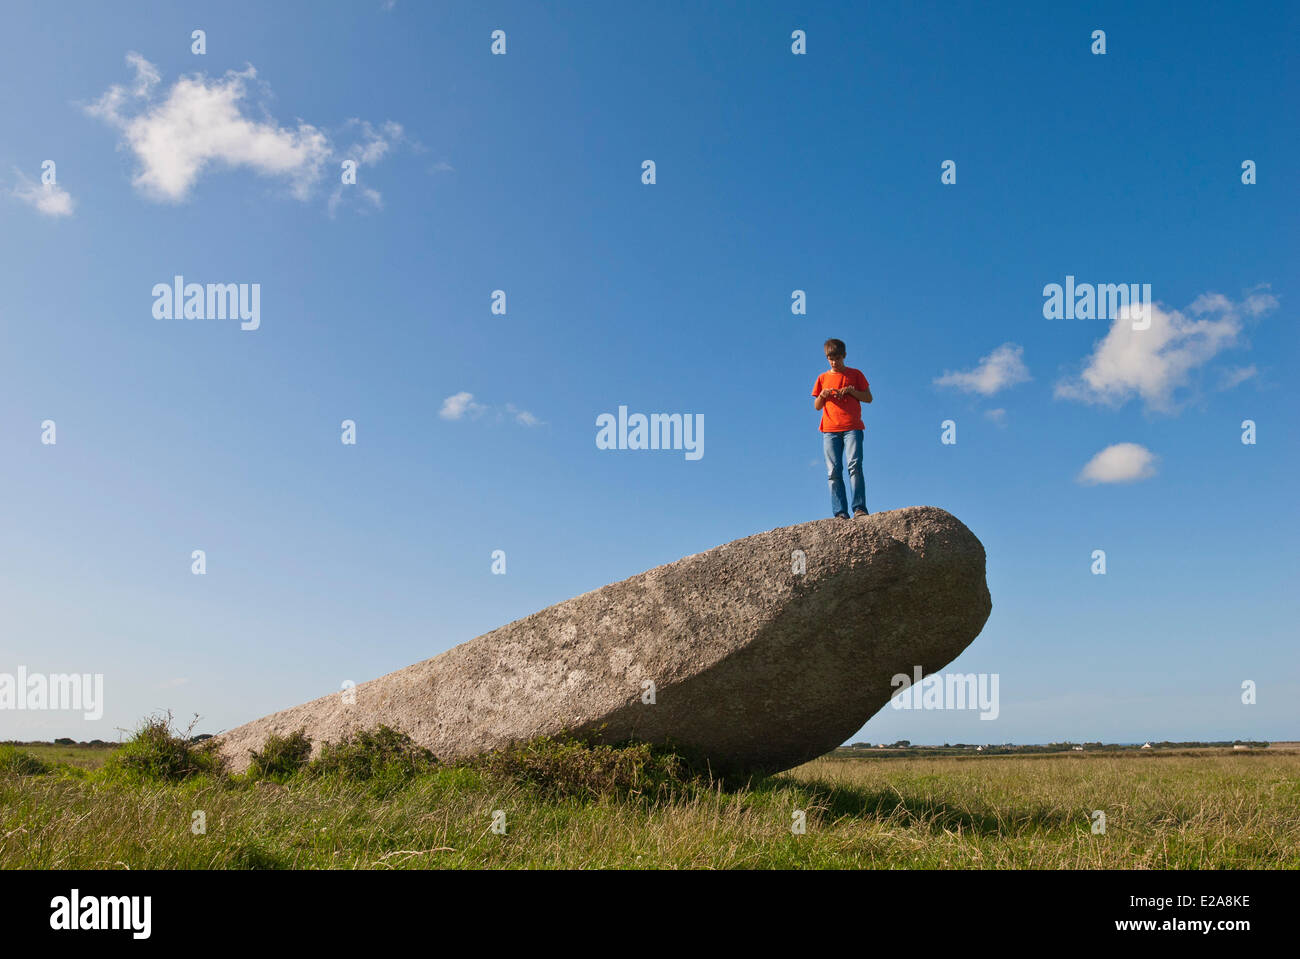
left=214, top=506, right=991, bottom=778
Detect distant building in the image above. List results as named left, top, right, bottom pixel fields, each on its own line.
left=1072, top=746, right=1084, bottom=751
left=1141, top=742, right=1152, bottom=749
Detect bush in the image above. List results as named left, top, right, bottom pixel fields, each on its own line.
left=0, top=745, right=50, bottom=775
left=247, top=729, right=313, bottom=781
left=101, top=712, right=228, bottom=783
left=307, top=725, right=437, bottom=782
left=474, top=734, right=701, bottom=801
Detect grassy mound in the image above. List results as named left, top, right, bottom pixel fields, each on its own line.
left=234, top=723, right=706, bottom=802
left=100, top=712, right=228, bottom=783
left=0, top=744, right=51, bottom=775
left=14, top=716, right=708, bottom=804
left=305, top=725, right=438, bottom=782
left=472, top=734, right=707, bottom=801
left=247, top=728, right=312, bottom=781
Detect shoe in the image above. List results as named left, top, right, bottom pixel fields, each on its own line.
left=833, top=513, right=850, bottom=520
left=853, top=509, right=869, bottom=518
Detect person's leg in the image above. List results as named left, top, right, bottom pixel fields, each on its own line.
left=824, top=431, right=848, bottom=517
left=845, top=429, right=867, bottom=514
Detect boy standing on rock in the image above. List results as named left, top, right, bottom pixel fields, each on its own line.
left=812, top=338, right=872, bottom=519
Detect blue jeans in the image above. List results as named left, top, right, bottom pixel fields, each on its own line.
left=823, top=429, right=866, bottom=517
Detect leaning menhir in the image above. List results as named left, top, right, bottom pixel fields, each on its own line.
left=215, top=506, right=992, bottom=778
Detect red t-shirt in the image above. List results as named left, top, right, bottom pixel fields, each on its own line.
left=812, top=368, right=870, bottom=432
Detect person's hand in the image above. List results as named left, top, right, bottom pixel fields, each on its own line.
left=819, top=388, right=835, bottom=400
left=837, top=387, right=854, bottom=398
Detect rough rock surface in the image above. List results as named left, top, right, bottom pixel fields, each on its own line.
left=214, top=506, right=992, bottom=777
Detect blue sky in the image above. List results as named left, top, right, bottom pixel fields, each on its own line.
left=1, top=0, right=1296, bottom=746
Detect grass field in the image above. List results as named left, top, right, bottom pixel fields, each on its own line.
left=15, top=742, right=117, bottom=770
left=3, top=738, right=1297, bottom=869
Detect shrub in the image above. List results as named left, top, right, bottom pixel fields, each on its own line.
left=474, top=734, right=701, bottom=801
left=101, top=712, right=228, bottom=783
left=247, top=729, right=313, bottom=781
left=0, top=745, right=50, bottom=775
left=307, top=725, right=437, bottom=782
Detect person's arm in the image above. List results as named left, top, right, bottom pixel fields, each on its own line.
left=814, top=388, right=834, bottom=410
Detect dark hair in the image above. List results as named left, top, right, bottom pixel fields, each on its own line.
left=824, top=338, right=846, bottom=356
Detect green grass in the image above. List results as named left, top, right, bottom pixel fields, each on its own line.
left=98, top=713, right=229, bottom=784
left=247, top=729, right=313, bottom=782
left=0, top=745, right=51, bottom=776
left=305, top=725, right=437, bottom=786
left=2, top=733, right=1297, bottom=868
left=7, top=742, right=116, bottom=770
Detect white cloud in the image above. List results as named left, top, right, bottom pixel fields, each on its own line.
left=1077, top=443, right=1158, bottom=485
left=1244, top=291, right=1279, bottom=316
left=1217, top=365, right=1257, bottom=391
left=1055, top=292, right=1276, bottom=413
left=934, top=343, right=1030, bottom=396
left=11, top=170, right=75, bottom=216
left=505, top=403, right=542, bottom=427
left=86, top=53, right=405, bottom=207
left=344, top=119, right=404, bottom=165
left=327, top=120, right=407, bottom=215
left=984, top=408, right=1007, bottom=426
left=86, top=54, right=328, bottom=202
left=439, top=392, right=487, bottom=420
left=440, top=393, right=542, bottom=426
